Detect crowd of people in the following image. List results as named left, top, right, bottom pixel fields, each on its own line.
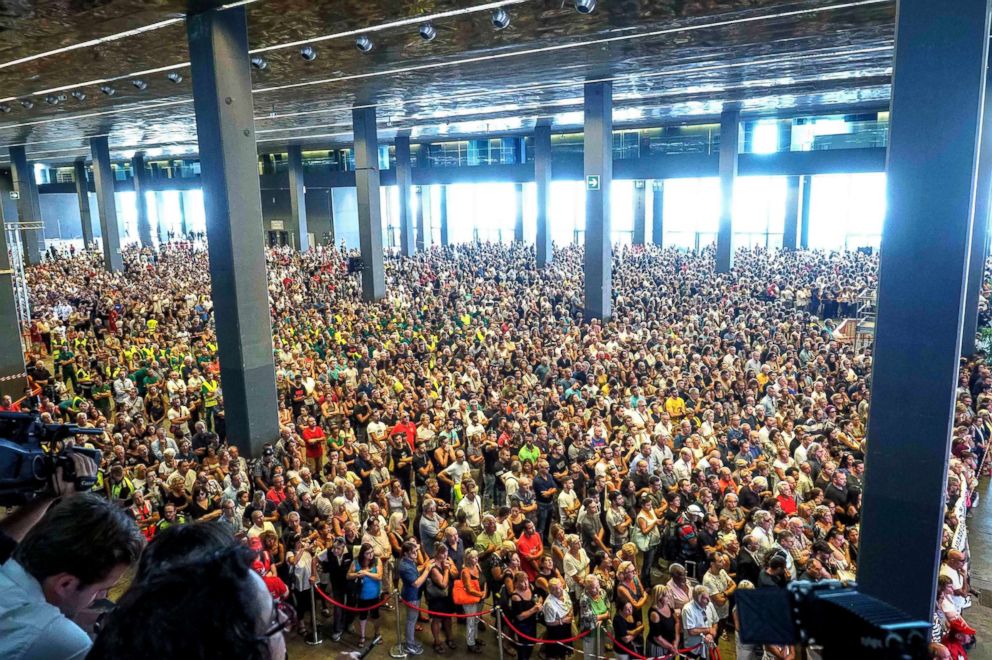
left=4, top=239, right=987, bottom=659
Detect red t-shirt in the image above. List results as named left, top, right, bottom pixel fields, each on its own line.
left=516, top=532, right=544, bottom=581
left=391, top=421, right=417, bottom=449
left=302, top=426, right=326, bottom=458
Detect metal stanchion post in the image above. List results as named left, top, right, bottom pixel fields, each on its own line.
left=389, top=592, right=408, bottom=658
left=306, top=587, right=323, bottom=646
left=595, top=622, right=602, bottom=660
left=495, top=606, right=505, bottom=660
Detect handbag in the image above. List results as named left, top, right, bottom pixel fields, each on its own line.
left=452, top=577, right=482, bottom=606
left=425, top=577, right=447, bottom=600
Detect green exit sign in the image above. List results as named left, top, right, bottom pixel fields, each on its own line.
left=586, top=175, right=600, bottom=191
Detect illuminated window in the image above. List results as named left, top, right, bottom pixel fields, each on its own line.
left=808, top=173, right=885, bottom=250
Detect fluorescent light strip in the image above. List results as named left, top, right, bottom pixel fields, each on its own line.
left=257, top=131, right=350, bottom=143
left=0, top=17, right=184, bottom=71
left=260, top=67, right=891, bottom=144
left=8, top=1, right=528, bottom=103
left=250, top=0, right=530, bottom=54
left=1, top=44, right=891, bottom=152
left=253, top=44, right=891, bottom=125
left=0, top=99, right=191, bottom=131
left=256, top=0, right=890, bottom=94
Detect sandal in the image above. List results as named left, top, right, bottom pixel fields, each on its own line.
left=415, top=624, right=425, bottom=632
left=359, top=637, right=366, bottom=647
left=446, top=640, right=457, bottom=650
left=434, top=643, right=446, bottom=655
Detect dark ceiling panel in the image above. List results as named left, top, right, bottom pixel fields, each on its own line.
left=0, top=0, right=896, bottom=162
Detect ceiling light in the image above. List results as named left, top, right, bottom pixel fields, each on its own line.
left=100, top=85, right=116, bottom=96
left=419, top=23, right=437, bottom=41
left=491, top=8, right=510, bottom=29
left=250, top=56, right=268, bottom=70
left=355, top=35, right=373, bottom=53
left=44, top=95, right=59, bottom=105
left=574, top=0, right=597, bottom=13
left=166, top=71, right=183, bottom=83
left=71, top=90, right=86, bottom=101
left=300, top=45, right=317, bottom=61
left=0, top=104, right=10, bottom=113
left=131, top=79, right=147, bottom=90
left=20, top=100, right=33, bottom=109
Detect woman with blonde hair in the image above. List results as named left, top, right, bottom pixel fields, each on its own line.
left=542, top=577, right=574, bottom=658
left=647, top=583, right=679, bottom=658
left=578, top=574, right=610, bottom=658
left=460, top=549, right=488, bottom=654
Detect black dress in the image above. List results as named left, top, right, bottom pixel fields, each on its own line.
left=510, top=590, right=539, bottom=660
left=612, top=611, right=643, bottom=658
left=647, top=607, right=677, bottom=657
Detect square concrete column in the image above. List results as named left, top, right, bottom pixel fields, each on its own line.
left=583, top=81, right=612, bottom=321
left=535, top=123, right=552, bottom=268
left=90, top=137, right=123, bottom=272
left=633, top=181, right=646, bottom=245
left=287, top=144, right=309, bottom=251
left=0, top=195, right=27, bottom=399
left=394, top=136, right=415, bottom=256
left=715, top=108, right=740, bottom=272
left=73, top=160, right=94, bottom=249
left=514, top=183, right=524, bottom=242
left=439, top=185, right=449, bottom=247
left=781, top=175, right=801, bottom=250
left=415, top=186, right=427, bottom=251
left=187, top=4, right=280, bottom=458
left=651, top=181, right=664, bottom=245
left=353, top=105, right=386, bottom=301
left=132, top=153, right=153, bottom=247
left=963, top=64, right=992, bottom=356
left=9, top=146, right=44, bottom=265
left=858, top=0, right=991, bottom=623
left=799, top=175, right=812, bottom=249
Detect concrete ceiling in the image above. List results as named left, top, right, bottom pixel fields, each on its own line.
left=0, top=0, right=895, bottom=163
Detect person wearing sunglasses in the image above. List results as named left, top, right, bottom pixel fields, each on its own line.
left=88, top=522, right=290, bottom=660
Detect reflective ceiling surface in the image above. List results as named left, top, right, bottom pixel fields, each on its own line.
left=0, top=0, right=896, bottom=163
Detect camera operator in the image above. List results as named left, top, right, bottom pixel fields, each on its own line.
left=0, top=451, right=98, bottom=563
left=0, top=493, right=144, bottom=660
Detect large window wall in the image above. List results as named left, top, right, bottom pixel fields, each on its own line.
left=807, top=173, right=885, bottom=250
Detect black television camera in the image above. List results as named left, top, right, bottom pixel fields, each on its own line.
left=736, top=580, right=931, bottom=659
left=0, top=411, right=103, bottom=506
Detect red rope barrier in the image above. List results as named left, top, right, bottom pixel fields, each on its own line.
left=499, top=611, right=590, bottom=645
left=314, top=586, right=390, bottom=612
left=400, top=598, right=494, bottom=619
left=605, top=630, right=704, bottom=660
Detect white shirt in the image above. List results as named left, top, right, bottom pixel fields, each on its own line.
left=681, top=598, right=718, bottom=654
left=0, top=560, right=92, bottom=660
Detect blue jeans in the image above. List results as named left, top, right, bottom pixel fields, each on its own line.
left=537, top=502, right=554, bottom=540
left=640, top=546, right=657, bottom=587
left=405, top=601, right=420, bottom=648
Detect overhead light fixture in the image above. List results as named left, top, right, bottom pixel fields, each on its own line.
left=100, top=85, right=116, bottom=96
left=166, top=71, right=183, bottom=83
left=491, top=8, right=510, bottom=29
left=300, top=45, right=317, bottom=61
left=250, top=55, right=268, bottom=70
left=419, top=23, right=437, bottom=41
left=71, top=90, right=86, bottom=101
left=44, top=95, right=59, bottom=105
left=574, top=0, right=596, bottom=13
left=355, top=35, right=373, bottom=52
left=0, top=104, right=10, bottom=113
left=20, top=99, right=33, bottom=109
left=131, top=79, right=147, bottom=90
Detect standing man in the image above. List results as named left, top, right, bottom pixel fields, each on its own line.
left=398, top=540, right=434, bottom=656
